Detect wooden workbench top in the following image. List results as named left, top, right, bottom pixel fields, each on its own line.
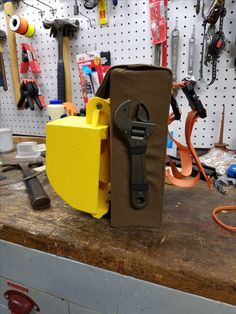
left=0, top=152, right=236, bottom=306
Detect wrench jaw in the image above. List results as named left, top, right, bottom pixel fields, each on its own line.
left=114, top=100, right=156, bottom=210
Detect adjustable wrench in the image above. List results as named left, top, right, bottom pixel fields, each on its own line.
left=184, top=25, right=196, bottom=83
left=114, top=100, right=156, bottom=209
left=171, top=17, right=179, bottom=82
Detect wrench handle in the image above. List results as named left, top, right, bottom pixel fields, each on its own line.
left=171, top=29, right=179, bottom=81
left=130, top=153, right=149, bottom=209
left=188, top=38, right=195, bottom=76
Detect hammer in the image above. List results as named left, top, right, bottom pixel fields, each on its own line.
left=0, top=30, right=8, bottom=91
left=43, top=19, right=79, bottom=102
left=2, top=160, right=51, bottom=210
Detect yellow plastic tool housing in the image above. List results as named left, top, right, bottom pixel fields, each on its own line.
left=46, top=97, right=110, bottom=218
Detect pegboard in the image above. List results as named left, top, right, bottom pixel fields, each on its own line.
left=0, top=0, right=235, bottom=149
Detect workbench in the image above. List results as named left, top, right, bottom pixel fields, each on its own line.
left=0, top=151, right=236, bottom=314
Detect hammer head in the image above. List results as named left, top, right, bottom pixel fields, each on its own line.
left=43, top=19, right=80, bottom=38
left=0, top=30, right=6, bottom=41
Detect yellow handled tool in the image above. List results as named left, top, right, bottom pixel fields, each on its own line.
left=3, top=0, right=21, bottom=104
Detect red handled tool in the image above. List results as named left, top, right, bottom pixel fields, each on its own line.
left=20, top=43, right=41, bottom=74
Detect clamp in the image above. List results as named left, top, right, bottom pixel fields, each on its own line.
left=182, top=80, right=207, bottom=118
left=17, top=79, right=44, bottom=110
left=170, top=95, right=181, bottom=121
left=114, top=100, right=156, bottom=209
left=20, top=43, right=41, bottom=74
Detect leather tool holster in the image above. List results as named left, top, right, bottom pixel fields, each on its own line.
left=96, top=65, right=172, bottom=228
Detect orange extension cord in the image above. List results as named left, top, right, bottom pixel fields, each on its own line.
left=212, top=206, right=236, bottom=232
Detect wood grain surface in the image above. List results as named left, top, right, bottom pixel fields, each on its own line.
left=0, top=152, right=236, bottom=305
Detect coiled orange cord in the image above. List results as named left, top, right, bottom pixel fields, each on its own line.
left=212, top=206, right=236, bottom=232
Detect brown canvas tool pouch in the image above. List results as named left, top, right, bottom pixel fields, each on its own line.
left=96, top=65, right=172, bottom=228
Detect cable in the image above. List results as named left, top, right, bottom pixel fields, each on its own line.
left=212, top=205, right=236, bottom=232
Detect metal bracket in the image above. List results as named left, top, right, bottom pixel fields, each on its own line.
left=36, top=0, right=57, bottom=16
left=21, top=0, right=45, bottom=17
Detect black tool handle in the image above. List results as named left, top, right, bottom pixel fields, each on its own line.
left=0, top=52, right=8, bottom=91
left=17, top=94, right=26, bottom=109
left=21, top=165, right=50, bottom=210
left=26, top=94, right=35, bottom=110
left=57, top=60, right=65, bottom=102
left=130, top=153, right=149, bottom=209
left=33, top=95, right=43, bottom=110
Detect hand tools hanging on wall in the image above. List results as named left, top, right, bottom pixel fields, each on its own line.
left=184, top=25, right=196, bottom=83
left=2, top=160, right=51, bottom=210
left=171, top=17, right=179, bottom=82
left=19, top=43, right=46, bottom=110
left=3, top=0, right=21, bottom=104
left=199, top=0, right=227, bottom=86
left=0, top=30, right=8, bottom=91
left=43, top=19, right=80, bottom=103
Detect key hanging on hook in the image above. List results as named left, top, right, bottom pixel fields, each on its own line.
left=21, top=0, right=45, bottom=18
left=36, top=0, right=57, bottom=16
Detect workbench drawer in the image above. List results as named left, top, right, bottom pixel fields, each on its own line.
left=0, top=277, right=69, bottom=314
left=69, top=302, right=103, bottom=314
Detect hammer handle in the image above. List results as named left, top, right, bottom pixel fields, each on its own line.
left=57, top=60, right=65, bottom=102
left=3, top=1, right=21, bottom=103
left=63, top=37, right=72, bottom=102
left=21, top=165, right=51, bottom=210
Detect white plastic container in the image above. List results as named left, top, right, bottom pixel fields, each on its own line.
left=47, top=100, right=67, bottom=121
left=16, top=142, right=41, bottom=159
left=0, top=128, right=14, bottom=153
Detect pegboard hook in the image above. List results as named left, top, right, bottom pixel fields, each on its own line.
left=21, top=0, right=45, bottom=18
left=73, top=5, right=95, bottom=28
left=36, top=0, right=57, bottom=16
